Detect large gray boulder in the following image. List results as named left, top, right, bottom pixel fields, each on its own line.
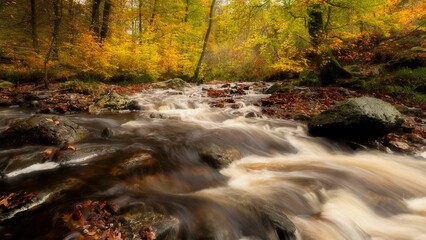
left=0, top=115, right=88, bottom=147
left=308, top=97, right=404, bottom=141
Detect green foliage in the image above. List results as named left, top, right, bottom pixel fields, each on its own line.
left=0, top=67, right=44, bottom=83
left=383, top=85, right=426, bottom=105
left=298, top=69, right=321, bottom=86
left=361, top=72, right=426, bottom=105
left=395, top=67, right=426, bottom=82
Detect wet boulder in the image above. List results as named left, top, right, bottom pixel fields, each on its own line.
left=121, top=208, right=180, bottom=240
left=89, top=91, right=139, bottom=113
left=0, top=115, right=88, bottom=147
left=199, top=143, right=241, bottom=169
left=152, top=78, right=192, bottom=91
left=308, top=97, right=404, bottom=141
left=0, top=191, right=38, bottom=221
left=110, top=151, right=157, bottom=176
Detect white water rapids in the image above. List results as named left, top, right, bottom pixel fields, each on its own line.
left=1, top=83, right=426, bottom=240
left=126, top=84, right=426, bottom=239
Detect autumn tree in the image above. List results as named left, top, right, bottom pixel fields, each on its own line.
left=193, top=0, right=216, bottom=82
left=1, top=0, right=425, bottom=84
left=91, top=0, right=102, bottom=34
left=30, top=0, right=39, bottom=53
left=307, top=3, right=351, bottom=86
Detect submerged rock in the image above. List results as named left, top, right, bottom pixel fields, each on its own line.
left=308, top=97, right=404, bottom=141
left=199, top=143, right=241, bottom=169
left=121, top=208, right=180, bottom=240
left=89, top=91, right=140, bottom=113
left=152, top=78, right=192, bottom=91
left=110, top=151, right=156, bottom=176
left=0, top=115, right=88, bottom=147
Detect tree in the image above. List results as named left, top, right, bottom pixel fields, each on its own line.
left=52, top=0, right=62, bottom=59
left=91, top=0, right=102, bottom=34
left=30, top=0, right=39, bottom=53
left=193, top=0, right=216, bottom=83
left=43, top=0, right=63, bottom=89
left=100, top=0, right=111, bottom=40
left=307, top=3, right=351, bottom=86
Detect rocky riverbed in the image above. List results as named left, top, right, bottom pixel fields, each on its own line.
left=0, top=81, right=425, bottom=155
left=1, top=81, right=426, bottom=239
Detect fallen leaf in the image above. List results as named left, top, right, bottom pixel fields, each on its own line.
left=0, top=192, right=38, bottom=213
left=139, top=226, right=156, bottom=240
left=43, top=148, right=56, bottom=157
left=61, top=144, right=77, bottom=151
left=46, top=118, right=54, bottom=122
left=0, top=194, right=11, bottom=207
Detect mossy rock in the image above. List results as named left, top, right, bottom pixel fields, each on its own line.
left=344, top=65, right=363, bottom=77
left=411, top=46, right=426, bottom=52
left=308, top=97, right=404, bottom=141
left=152, top=78, right=192, bottom=91
left=89, top=91, right=140, bottom=113
left=265, top=83, right=291, bottom=94
left=298, top=70, right=321, bottom=87
left=0, top=80, right=13, bottom=88
left=0, top=115, right=89, bottom=147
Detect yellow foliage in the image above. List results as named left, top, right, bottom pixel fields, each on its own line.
left=4, top=0, right=423, bottom=82
left=63, top=33, right=114, bottom=78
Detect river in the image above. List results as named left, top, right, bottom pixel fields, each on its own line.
left=1, top=83, right=426, bottom=239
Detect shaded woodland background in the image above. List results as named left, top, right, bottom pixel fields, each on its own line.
left=0, top=0, right=425, bottom=86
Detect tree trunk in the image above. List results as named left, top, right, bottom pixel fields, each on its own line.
left=193, top=0, right=216, bottom=83
left=150, top=0, right=158, bottom=26
left=91, top=0, right=102, bottom=34
left=308, top=4, right=323, bottom=48
left=315, top=52, right=351, bottom=86
left=138, top=0, right=142, bottom=35
left=307, top=4, right=350, bottom=86
left=100, top=0, right=111, bottom=40
left=67, top=0, right=77, bottom=43
left=51, top=0, right=62, bottom=59
left=184, top=0, right=189, bottom=23
left=43, top=0, right=63, bottom=89
left=30, top=0, right=39, bottom=53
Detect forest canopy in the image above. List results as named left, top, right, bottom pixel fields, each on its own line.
left=0, top=0, right=425, bottom=83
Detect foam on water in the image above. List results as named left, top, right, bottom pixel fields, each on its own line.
left=6, top=162, right=59, bottom=178
left=1, top=83, right=425, bottom=239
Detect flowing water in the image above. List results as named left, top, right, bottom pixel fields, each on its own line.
left=1, top=84, right=426, bottom=240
